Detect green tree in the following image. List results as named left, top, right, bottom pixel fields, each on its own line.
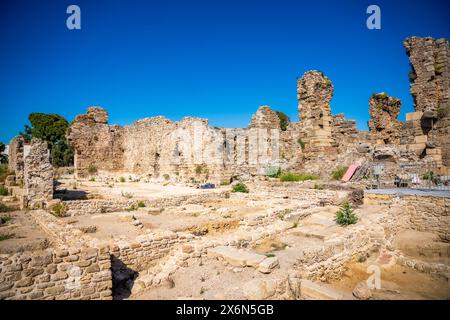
left=275, top=111, right=290, bottom=131
left=0, top=142, right=7, bottom=164
left=20, top=113, right=74, bottom=167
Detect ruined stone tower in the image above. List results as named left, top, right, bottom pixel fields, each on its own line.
left=297, top=71, right=334, bottom=155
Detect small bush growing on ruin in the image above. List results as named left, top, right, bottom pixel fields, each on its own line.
left=0, top=233, right=15, bottom=241
left=314, top=184, right=324, bottom=190
left=87, top=165, right=98, bottom=176
left=0, top=214, right=12, bottom=225
left=335, top=202, right=358, bottom=226
left=265, top=253, right=276, bottom=258
left=0, top=203, right=12, bottom=213
left=163, top=174, right=170, bottom=181
left=275, top=111, right=290, bottom=131
left=50, top=203, right=67, bottom=217
left=0, top=185, right=8, bottom=196
left=195, top=165, right=203, bottom=175
left=89, top=177, right=95, bottom=182
left=422, top=171, right=434, bottom=180
left=220, top=180, right=231, bottom=186
left=265, top=166, right=281, bottom=178
left=280, top=172, right=317, bottom=182
left=0, top=164, right=8, bottom=183
left=232, top=182, right=249, bottom=193
left=297, top=138, right=305, bottom=150
left=331, top=166, right=347, bottom=180
left=137, top=201, right=146, bottom=208
left=119, top=176, right=126, bottom=183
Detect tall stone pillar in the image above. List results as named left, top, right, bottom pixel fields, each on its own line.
left=22, top=139, right=53, bottom=209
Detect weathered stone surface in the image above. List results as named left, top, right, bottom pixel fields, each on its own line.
left=8, top=136, right=25, bottom=184
left=22, top=138, right=53, bottom=209
left=258, top=257, right=279, bottom=273
left=352, top=281, right=373, bottom=300
left=368, top=93, right=402, bottom=144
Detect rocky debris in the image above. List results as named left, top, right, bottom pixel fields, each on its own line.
left=22, top=139, right=53, bottom=209
left=79, top=225, right=97, bottom=233
left=147, top=207, right=164, bottom=215
left=258, top=256, right=279, bottom=273
left=207, top=246, right=279, bottom=273
left=357, top=143, right=371, bottom=153
left=352, top=281, right=373, bottom=300
left=368, top=93, right=402, bottom=144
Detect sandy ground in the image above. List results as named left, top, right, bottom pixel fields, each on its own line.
left=0, top=210, right=52, bottom=254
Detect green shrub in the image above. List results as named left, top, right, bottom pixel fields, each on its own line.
left=0, top=164, right=7, bottom=183
left=137, top=201, right=146, bottom=208
left=119, top=176, right=126, bottom=183
left=314, top=184, right=324, bottom=190
left=195, top=165, right=203, bottom=175
left=297, top=138, right=305, bottom=150
left=265, top=253, right=276, bottom=258
left=50, top=203, right=66, bottom=217
left=275, top=111, right=290, bottom=131
left=0, top=185, right=8, bottom=196
left=163, top=174, right=170, bottom=181
left=0, top=233, right=15, bottom=241
left=232, top=182, right=249, bottom=193
left=87, top=164, right=98, bottom=176
left=89, top=177, right=95, bottom=182
left=0, top=214, right=12, bottom=224
left=0, top=203, right=12, bottom=213
left=220, top=180, right=231, bottom=186
left=265, top=166, right=281, bottom=178
left=280, top=172, right=317, bottom=182
left=422, top=171, right=434, bottom=180
left=335, top=202, right=358, bottom=226
left=331, top=166, right=347, bottom=180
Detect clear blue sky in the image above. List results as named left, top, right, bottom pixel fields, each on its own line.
left=0, top=0, right=449, bottom=143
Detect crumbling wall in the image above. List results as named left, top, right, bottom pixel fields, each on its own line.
left=68, top=107, right=124, bottom=177
left=22, top=139, right=53, bottom=209
left=368, top=93, right=402, bottom=145
left=0, top=210, right=112, bottom=300
left=7, top=136, right=24, bottom=185
left=404, top=37, right=450, bottom=166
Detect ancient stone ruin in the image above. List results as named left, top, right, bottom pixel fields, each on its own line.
left=1, top=36, right=449, bottom=301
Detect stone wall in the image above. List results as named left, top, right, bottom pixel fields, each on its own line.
left=0, top=210, right=112, bottom=300
left=22, top=139, right=53, bottom=209
left=364, top=192, right=450, bottom=242
left=69, top=106, right=299, bottom=182
left=62, top=190, right=229, bottom=216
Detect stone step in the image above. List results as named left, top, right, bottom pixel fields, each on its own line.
left=300, top=280, right=353, bottom=300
